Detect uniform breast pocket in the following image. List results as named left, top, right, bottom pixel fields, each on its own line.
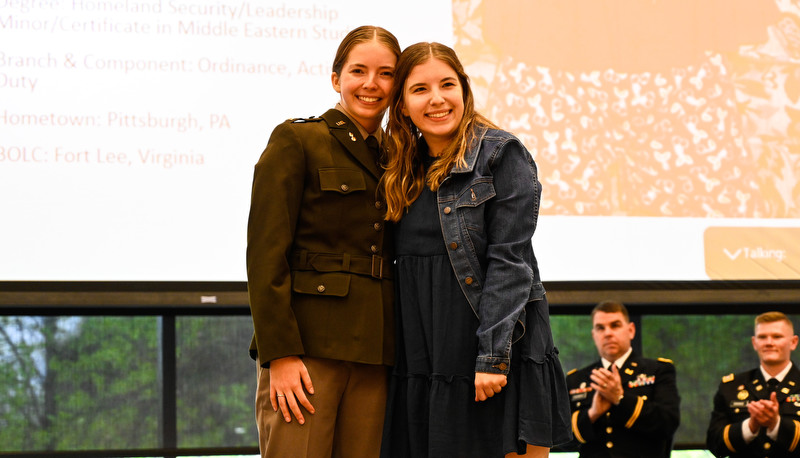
left=455, top=179, right=495, bottom=235
left=319, top=168, right=366, bottom=195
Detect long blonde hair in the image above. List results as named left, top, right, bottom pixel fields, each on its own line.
left=382, top=42, right=496, bottom=222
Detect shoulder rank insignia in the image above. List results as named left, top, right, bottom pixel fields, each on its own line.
left=657, top=357, right=674, bottom=364
left=290, top=116, right=322, bottom=123
left=335, top=120, right=346, bottom=126
left=722, top=373, right=735, bottom=383
left=567, top=368, right=577, bottom=375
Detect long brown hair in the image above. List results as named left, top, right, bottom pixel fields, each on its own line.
left=382, top=42, right=496, bottom=222
left=331, top=26, right=400, bottom=77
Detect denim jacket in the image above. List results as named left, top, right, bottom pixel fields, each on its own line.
left=435, top=127, right=545, bottom=375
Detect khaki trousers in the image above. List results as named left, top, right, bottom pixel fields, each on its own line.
left=255, top=356, right=388, bottom=458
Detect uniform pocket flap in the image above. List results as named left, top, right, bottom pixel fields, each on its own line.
left=319, top=168, right=366, bottom=194
left=292, top=271, right=350, bottom=297
left=456, top=180, right=495, bottom=207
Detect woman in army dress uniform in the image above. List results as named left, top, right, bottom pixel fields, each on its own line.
left=246, top=26, right=400, bottom=458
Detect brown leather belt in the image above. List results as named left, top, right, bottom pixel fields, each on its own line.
left=291, top=250, right=392, bottom=279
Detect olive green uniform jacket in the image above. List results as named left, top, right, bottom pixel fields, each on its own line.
left=247, top=109, right=394, bottom=367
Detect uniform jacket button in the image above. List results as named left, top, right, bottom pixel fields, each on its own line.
left=375, top=201, right=383, bottom=209
left=606, top=441, right=613, bottom=449
left=443, top=206, right=452, bottom=214
left=464, top=276, right=473, bottom=285
left=317, top=285, right=326, bottom=293
left=370, top=245, right=378, bottom=253
left=373, top=222, right=382, bottom=231
left=340, top=184, right=349, bottom=192
left=449, top=242, right=458, bottom=250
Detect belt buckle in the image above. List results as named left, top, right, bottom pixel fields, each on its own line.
left=371, top=255, right=383, bottom=279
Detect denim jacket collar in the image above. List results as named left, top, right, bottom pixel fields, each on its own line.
left=450, top=126, right=488, bottom=175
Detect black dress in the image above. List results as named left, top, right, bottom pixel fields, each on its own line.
left=381, top=163, right=572, bottom=457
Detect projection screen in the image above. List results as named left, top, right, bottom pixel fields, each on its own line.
left=1, top=0, right=799, bottom=283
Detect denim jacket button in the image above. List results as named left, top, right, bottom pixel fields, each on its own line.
left=443, top=206, right=452, bottom=214
left=464, top=276, right=473, bottom=285
left=493, top=362, right=508, bottom=371
left=449, top=242, right=458, bottom=250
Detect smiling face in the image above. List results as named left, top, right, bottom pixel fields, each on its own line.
left=332, top=39, right=397, bottom=133
left=753, top=320, right=798, bottom=371
left=400, top=57, right=465, bottom=155
left=591, top=311, right=636, bottom=362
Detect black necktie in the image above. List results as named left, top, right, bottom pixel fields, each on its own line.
left=365, top=135, right=379, bottom=156
left=767, top=378, right=779, bottom=393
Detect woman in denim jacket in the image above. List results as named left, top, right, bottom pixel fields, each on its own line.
left=379, top=42, right=572, bottom=458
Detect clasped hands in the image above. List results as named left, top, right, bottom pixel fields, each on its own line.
left=747, top=391, right=779, bottom=433
left=588, top=364, right=625, bottom=421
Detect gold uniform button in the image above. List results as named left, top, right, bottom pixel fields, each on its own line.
left=340, top=184, right=349, bottom=192
left=449, top=242, right=458, bottom=250
left=375, top=201, right=383, bottom=209
left=373, top=222, right=382, bottom=231
left=464, top=276, right=473, bottom=285
left=764, top=443, right=771, bottom=450
left=606, top=427, right=613, bottom=434
left=370, top=245, right=379, bottom=253
left=443, top=206, right=452, bottom=214
left=317, top=285, right=326, bottom=293
left=606, top=441, right=613, bottom=449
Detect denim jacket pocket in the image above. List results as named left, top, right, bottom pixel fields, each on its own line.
left=454, top=179, right=495, bottom=208
left=291, top=271, right=351, bottom=297
left=318, top=168, right=366, bottom=194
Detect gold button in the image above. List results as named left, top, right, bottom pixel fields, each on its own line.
left=642, top=395, right=648, bottom=400
left=734, top=408, right=740, bottom=413
left=340, top=184, right=349, bottom=192
left=606, top=412, right=611, bottom=417
left=317, top=285, right=326, bottom=293
left=370, top=245, right=378, bottom=253
left=465, top=277, right=473, bottom=285
left=606, top=441, right=613, bottom=449
left=373, top=222, right=382, bottom=231
left=764, top=443, right=771, bottom=450
left=375, top=201, right=383, bottom=209
left=443, top=206, right=452, bottom=214
left=606, top=426, right=612, bottom=434
left=449, top=242, right=458, bottom=250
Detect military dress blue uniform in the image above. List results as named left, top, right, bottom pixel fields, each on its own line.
left=707, top=364, right=800, bottom=457
left=565, top=352, right=680, bottom=458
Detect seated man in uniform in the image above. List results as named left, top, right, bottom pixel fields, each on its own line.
left=707, top=311, right=800, bottom=457
left=566, top=300, right=680, bottom=457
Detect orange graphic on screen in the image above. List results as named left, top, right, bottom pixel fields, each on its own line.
left=452, top=0, right=800, bottom=218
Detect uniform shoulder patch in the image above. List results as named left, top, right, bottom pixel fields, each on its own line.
left=722, top=373, right=735, bottom=383
left=657, top=357, right=674, bottom=364
left=567, top=368, right=577, bottom=375
left=289, top=116, right=323, bottom=123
